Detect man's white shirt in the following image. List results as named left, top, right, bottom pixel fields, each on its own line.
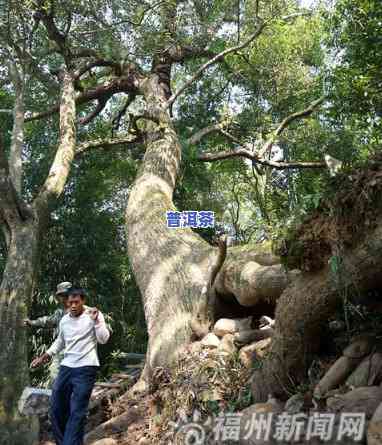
left=47, top=308, right=110, bottom=368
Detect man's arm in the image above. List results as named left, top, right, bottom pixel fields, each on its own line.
left=92, top=310, right=110, bottom=344
left=46, top=325, right=65, bottom=356
left=25, top=308, right=63, bottom=328
left=30, top=324, right=65, bottom=368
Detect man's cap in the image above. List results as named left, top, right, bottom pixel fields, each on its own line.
left=56, top=281, right=72, bottom=295
left=68, top=287, right=86, bottom=297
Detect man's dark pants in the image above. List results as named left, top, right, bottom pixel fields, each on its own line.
left=50, top=365, right=98, bottom=445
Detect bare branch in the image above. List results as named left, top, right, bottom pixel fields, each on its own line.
left=73, top=59, right=119, bottom=80
left=219, top=129, right=242, bottom=145
left=166, top=21, right=267, bottom=108
left=198, top=147, right=326, bottom=170
left=25, top=72, right=140, bottom=122
left=0, top=133, right=29, bottom=225
left=75, top=135, right=142, bottom=156
left=112, top=93, right=137, bottom=133
left=36, top=9, right=69, bottom=62
left=34, top=70, right=76, bottom=212
left=166, top=11, right=311, bottom=109
left=78, top=96, right=109, bottom=125
left=186, top=123, right=226, bottom=145
left=258, top=96, right=325, bottom=158
left=8, top=61, right=25, bottom=194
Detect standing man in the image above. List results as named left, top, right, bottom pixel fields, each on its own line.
left=24, top=281, right=72, bottom=387
left=30, top=288, right=110, bottom=445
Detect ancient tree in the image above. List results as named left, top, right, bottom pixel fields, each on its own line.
left=0, top=1, right=365, bottom=442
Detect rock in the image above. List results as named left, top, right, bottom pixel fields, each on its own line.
left=367, top=401, right=382, bottom=445
left=85, top=410, right=140, bottom=444
left=239, top=338, right=272, bottom=367
left=346, top=353, right=382, bottom=388
left=343, top=335, right=374, bottom=359
left=187, top=341, right=203, bottom=355
left=217, top=334, right=237, bottom=355
left=329, top=320, right=346, bottom=332
left=234, top=329, right=274, bottom=347
left=18, top=387, right=52, bottom=416
left=92, top=440, right=118, bottom=445
left=285, top=393, right=305, bottom=414
left=201, top=332, right=221, bottom=348
left=238, top=398, right=283, bottom=445
left=138, top=438, right=150, bottom=445
left=214, top=317, right=252, bottom=337
left=314, top=356, right=363, bottom=398
left=327, top=386, right=382, bottom=419
left=259, top=316, right=275, bottom=329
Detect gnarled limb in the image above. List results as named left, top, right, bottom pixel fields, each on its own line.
left=33, top=70, right=76, bottom=216
left=251, top=218, right=382, bottom=402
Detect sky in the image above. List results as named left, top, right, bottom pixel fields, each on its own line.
left=299, top=0, right=317, bottom=7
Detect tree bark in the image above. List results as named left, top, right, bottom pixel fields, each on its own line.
left=126, top=75, right=218, bottom=388
left=251, top=216, right=382, bottom=402
left=214, top=245, right=298, bottom=307
left=0, top=70, right=76, bottom=444
left=0, top=218, right=40, bottom=445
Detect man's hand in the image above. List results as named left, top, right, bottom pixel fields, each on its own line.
left=88, top=307, right=99, bottom=323
left=30, top=353, right=51, bottom=369
left=23, top=318, right=32, bottom=327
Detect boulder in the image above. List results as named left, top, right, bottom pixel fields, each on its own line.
left=239, top=338, right=272, bottom=368
left=329, top=320, right=346, bottom=332
left=234, top=329, right=274, bottom=347
left=238, top=398, right=284, bottom=445
left=284, top=393, right=305, bottom=414
left=92, top=440, right=118, bottom=445
left=367, top=401, right=382, bottom=445
left=343, top=335, right=374, bottom=359
left=327, top=386, right=382, bottom=419
left=85, top=409, right=141, bottom=444
left=187, top=341, right=203, bottom=355
left=259, top=316, right=275, bottom=329
left=18, top=387, right=52, bottom=416
left=217, top=334, right=237, bottom=355
left=346, top=353, right=382, bottom=388
left=201, top=333, right=220, bottom=348
left=314, top=356, right=363, bottom=399
left=214, top=317, right=252, bottom=337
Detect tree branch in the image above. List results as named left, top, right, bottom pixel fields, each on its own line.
left=198, top=147, right=326, bottom=170
left=186, top=122, right=227, bottom=145
left=25, top=73, right=139, bottom=122
left=8, top=60, right=25, bottom=194
left=258, top=96, right=325, bottom=159
left=33, top=70, right=76, bottom=213
left=73, top=59, right=119, bottom=80
left=165, top=21, right=267, bottom=108
left=112, top=93, right=137, bottom=133
left=0, top=133, right=29, bottom=225
left=36, top=8, right=70, bottom=63
left=75, top=135, right=143, bottom=156
left=78, top=96, right=110, bottom=125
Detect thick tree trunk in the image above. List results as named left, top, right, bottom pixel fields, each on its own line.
left=0, top=69, right=76, bottom=443
left=214, top=245, right=299, bottom=307
left=0, top=219, right=40, bottom=445
left=251, top=216, right=382, bottom=402
left=126, top=76, right=217, bottom=388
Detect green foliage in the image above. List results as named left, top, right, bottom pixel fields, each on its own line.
left=1, top=0, right=382, bottom=389
left=324, top=0, right=382, bottom=152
